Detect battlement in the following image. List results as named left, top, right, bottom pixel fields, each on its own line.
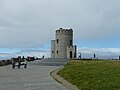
left=67, top=45, right=77, bottom=48
left=56, top=28, right=73, bottom=35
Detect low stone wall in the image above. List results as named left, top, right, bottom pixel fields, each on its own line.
left=0, top=60, right=12, bottom=66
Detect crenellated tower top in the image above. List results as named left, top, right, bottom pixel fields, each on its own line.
left=56, top=28, right=73, bottom=35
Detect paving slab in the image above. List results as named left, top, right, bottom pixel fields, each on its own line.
left=0, top=62, right=67, bottom=90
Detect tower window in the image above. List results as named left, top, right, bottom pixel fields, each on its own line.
left=52, top=51, right=54, bottom=53
left=57, top=39, right=59, bottom=43
left=70, top=40, right=72, bottom=46
left=57, top=51, right=58, bottom=54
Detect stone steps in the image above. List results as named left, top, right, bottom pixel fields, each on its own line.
left=31, top=58, right=68, bottom=66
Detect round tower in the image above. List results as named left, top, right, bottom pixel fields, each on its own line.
left=55, top=28, right=73, bottom=58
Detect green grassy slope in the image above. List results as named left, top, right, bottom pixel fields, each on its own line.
left=57, top=60, right=120, bottom=90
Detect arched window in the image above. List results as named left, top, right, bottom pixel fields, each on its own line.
left=57, top=39, right=59, bottom=43
left=70, top=40, right=72, bottom=46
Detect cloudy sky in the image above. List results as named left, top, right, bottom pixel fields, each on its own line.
left=0, top=0, right=120, bottom=60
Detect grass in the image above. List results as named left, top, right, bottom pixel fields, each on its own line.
left=57, top=60, right=120, bottom=90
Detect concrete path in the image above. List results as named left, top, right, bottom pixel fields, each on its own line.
left=0, top=61, right=67, bottom=90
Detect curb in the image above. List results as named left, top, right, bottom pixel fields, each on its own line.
left=50, top=67, right=79, bottom=90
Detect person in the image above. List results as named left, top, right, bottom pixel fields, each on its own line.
left=18, top=56, right=21, bottom=69
left=12, top=59, right=15, bottom=69
left=24, top=59, right=27, bottom=68
left=22, top=56, right=25, bottom=60
left=78, top=53, right=81, bottom=59
left=94, top=53, right=96, bottom=58
left=42, top=55, right=44, bottom=59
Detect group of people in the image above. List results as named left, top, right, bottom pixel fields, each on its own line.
left=11, top=56, right=27, bottom=69
left=78, top=52, right=96, bottom=59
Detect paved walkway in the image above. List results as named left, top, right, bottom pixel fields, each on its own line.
left=0, top=61, right=67, bottom=90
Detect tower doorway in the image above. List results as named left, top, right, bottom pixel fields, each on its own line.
left=70, top=51, right=72, bottom=58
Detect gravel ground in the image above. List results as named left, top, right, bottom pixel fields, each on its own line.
left=0, top=62, right=67, bottom=90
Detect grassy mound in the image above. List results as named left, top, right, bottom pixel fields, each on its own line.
left=57, top=60, right=120, bottom=90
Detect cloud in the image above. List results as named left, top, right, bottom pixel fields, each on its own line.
left=0, top=0, right=119, bottom=48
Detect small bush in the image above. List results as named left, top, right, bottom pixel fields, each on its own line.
left=0, top=60, right=11, bottom=66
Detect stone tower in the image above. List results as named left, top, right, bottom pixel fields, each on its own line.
left=51, top=28, right=77, bottom=58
